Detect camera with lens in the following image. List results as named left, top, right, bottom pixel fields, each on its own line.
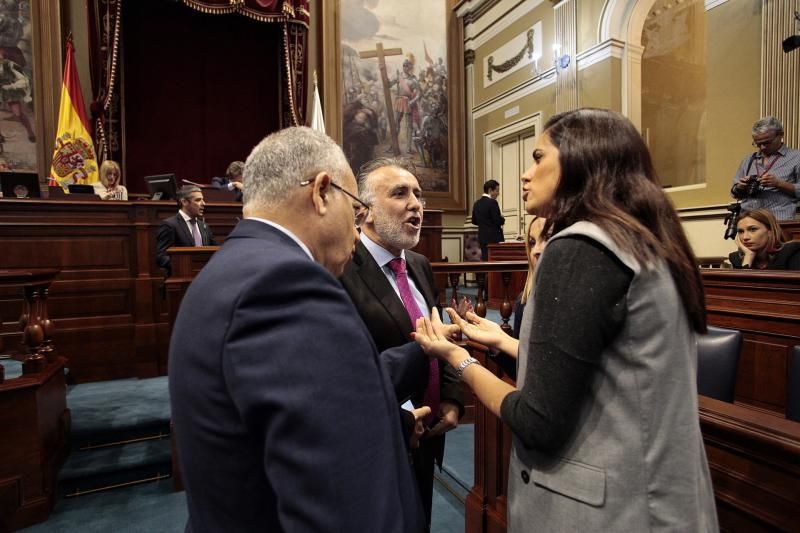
left=744, top=175, right=761, bottom=197
left=723, top=202, right=741, bottom=240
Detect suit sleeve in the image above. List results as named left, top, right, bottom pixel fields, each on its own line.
left=490, top=199, right=505, bottom=227
left=221, top=260, right=420, bottom=530
left=156, top=221, right=175, bottom=271
left=380, top=342, right=428, bottom=402
left=205, top=222, right=218, bottom=246
left=211, top=176, right=226, bottom=189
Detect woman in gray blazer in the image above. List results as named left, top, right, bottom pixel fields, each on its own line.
left=415, top=108, right=718, bottom=532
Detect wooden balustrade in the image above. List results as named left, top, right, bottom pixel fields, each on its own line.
left=0, top=269, right=70, bottom=530
left=0, top=269, right=60, bottom=378
left=430, top=261, right=527, bottom=334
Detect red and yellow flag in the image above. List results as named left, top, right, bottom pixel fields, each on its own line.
left=48, top=37, right=98, bottom=187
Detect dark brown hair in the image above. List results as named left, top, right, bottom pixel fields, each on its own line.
left=541, top=108, right=706, bottom=333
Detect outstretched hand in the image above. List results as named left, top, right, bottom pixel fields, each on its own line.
left=414, top=308, right=467, bottom=366
left=445, top=308, right=505, bottom=350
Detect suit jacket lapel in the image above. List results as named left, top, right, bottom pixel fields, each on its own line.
left=177, top=216, right=194, bottom=245
left=405, top=254, right=436, bottom=310
left=353, top=241, right=414, bottom=333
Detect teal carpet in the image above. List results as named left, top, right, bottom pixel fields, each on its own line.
left=20, top=374, right=477, bottom=533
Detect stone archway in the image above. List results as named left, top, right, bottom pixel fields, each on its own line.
left=598, top=0, right=659, bottom=128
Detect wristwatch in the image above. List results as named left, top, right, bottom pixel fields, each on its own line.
left=456, top=356, right=480, bottom=379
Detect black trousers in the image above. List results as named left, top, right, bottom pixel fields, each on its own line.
left=412, top=436, right=443, bottom=531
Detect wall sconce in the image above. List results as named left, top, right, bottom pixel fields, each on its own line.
left=553, top=43, right=571, bottom=73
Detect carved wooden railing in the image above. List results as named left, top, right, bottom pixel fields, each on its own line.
left=0, top=269, right=60, bottom=380
left=0, top=269, right=70, bottom=530
left=430, top=261, right=528, bottom=333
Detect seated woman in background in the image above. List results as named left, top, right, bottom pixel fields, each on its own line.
left=95, top=160, right=128, bottom=201
left=727, top=208, right=800, bottom=269
left=512, top=216, right=546, bottom=339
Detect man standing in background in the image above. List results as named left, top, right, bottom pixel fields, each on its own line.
left=731, top=116, right=800, bottom=220
left=471, top=179, right=505, bottom=259
left=156, top=185, right=216, bottom=276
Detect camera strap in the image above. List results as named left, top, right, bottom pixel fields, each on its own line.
left=755, top=153, right=780, bottom=177
left=744, top=152, right=758, bottom=176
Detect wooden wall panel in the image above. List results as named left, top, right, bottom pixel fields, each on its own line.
left=702, top=269, right=800, bottom=415
left=0, top=199, right=242, bottom=382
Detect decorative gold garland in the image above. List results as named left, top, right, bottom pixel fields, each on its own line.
left=486, top=29, right=534, bottom=81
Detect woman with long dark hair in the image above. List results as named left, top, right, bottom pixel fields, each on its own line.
left=415, top=108, right=718, bottom=531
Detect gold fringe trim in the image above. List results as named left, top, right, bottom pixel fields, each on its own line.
left=182, top=0, right=238, bottom=14
left=181, top=0, right=309, bottom=28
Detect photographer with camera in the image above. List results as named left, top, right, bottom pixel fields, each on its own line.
left=731, top=116, right=800, bottom=221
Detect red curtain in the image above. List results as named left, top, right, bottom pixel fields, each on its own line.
left=87, top=0, right=309, bottom=193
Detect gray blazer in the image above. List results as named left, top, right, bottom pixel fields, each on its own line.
left=507, top=221, right=718, bottom=532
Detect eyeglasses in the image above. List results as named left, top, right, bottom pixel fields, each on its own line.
left=299, top=179, right=371, bottom=228
left=752, top=136, right=779, bottom=148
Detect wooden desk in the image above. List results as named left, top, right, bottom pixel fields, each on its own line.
left=0, top=198, right=242, bottom=382
left=0, top=200, right=442, bottom=383
left=0, top=269, right=70, bottom=530
left=701, top=269, right=800, bottom=415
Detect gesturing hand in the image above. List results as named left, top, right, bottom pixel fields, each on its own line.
left=414, top=308, right=467, bottom=365
left=445, top=308, right=505, bottom=350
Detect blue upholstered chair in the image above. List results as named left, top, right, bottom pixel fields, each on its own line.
left=787, top=346, right=800, bottom=422
left=696, top=326, right=742, bottom=403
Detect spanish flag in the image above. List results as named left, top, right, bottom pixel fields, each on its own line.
left=48, top=37, right=98, bottom=187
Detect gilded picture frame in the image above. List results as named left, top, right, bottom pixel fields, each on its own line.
left=321, top=0, right=466, bottom=211
left=4, top=0, right=62, bottom=182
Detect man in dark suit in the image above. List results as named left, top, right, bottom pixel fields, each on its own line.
left=169, top=127, right=428, bottom=532
left=155, top=185, right=217, bottom=276
left=471, top=179, right=505, bottom=259
left=211, top=160, right=244, bottom=202
left=340, top=157, right=464, bottom=531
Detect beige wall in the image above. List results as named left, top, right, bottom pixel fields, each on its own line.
left=471, top=2, right=555, bottom=107
left=666, top=0, right=762, bottom=210
left=578, top=58, right=622, bottom=111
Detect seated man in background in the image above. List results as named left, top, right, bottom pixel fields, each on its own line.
left=340, top=157, right=463, bottom=531
left=731, top=116, right=800, bottom=220
left=212, top=160, right=244, bottom=202
left=156, top=185, right=216, bottom=276
left=169, top=127, right=428, bottom=532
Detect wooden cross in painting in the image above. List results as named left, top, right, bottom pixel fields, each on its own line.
left=358, top=42, right=403, bottom=156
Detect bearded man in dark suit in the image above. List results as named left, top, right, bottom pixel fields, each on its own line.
left=155, top=185, right=217, bottom=276
left=340, top=157, right=464, bottom=531
left=170, top=128, right=428, bottom=532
